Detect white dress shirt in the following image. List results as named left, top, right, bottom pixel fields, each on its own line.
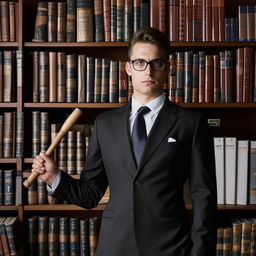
left=47, top=93, right=166, bottom=193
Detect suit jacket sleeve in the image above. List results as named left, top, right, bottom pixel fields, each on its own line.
left=53, top=117, right=108, bottom=209
left=189, top=115, right=217, bottom=256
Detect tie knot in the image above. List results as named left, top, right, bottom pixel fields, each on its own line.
left=137, top=106, right=151, bottom=116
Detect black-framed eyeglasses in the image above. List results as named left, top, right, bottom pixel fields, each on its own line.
left=129, top=59, right=166, bottom=71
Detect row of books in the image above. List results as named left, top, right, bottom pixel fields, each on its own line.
left=214, top=138, right=256, bottom=205
left=169, top=48, right=256, bottom=103
left=0, top=216, right=18, bottom=256
left=32, top=111, right=93, bottom=171
left=28, top=216, right=99, bottom=256
left=239, top=5, right=256, bottom=42
left=32, top=52, right=131, bottom=103
left=0, top=51, right=17, bottom=103
left=26, top=176, right=110, bottom=205
left=0, top=169, right=16, bottom=206
left=0, top=112, right=24, bottom=158
left=33, top=0, right=149, bottom=43
left=0, top=1, right=16, bottom=42
left=217, top=218, right=256, bottom=256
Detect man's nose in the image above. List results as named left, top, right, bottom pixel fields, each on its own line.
left=144, top=63, right=152, bottom=75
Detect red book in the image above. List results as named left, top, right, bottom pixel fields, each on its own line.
left=205, top=55, right=214, bottom=102
left=236, top=48, right=244, bottom=103
left=185, top=0, right=193, bottom=41
left=169, top=0, right=179, bottom=41
left=211, top=0, right=219, bottom=41
left=243, top=47, right=253, bottom=102
left=218, top=0, right=224, bottom=41
left=150, top=0, right=159, bottom=29
left=205, top=0, right=212, bottom=41
left=179, top=0, right=185, bottom=41
left=159, top=0, right=166, bottom=33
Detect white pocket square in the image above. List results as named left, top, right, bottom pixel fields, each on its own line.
left=167, top=137, right=176, bottom=143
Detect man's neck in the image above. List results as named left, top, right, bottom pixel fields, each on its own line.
left=133, top=92, right=164, bottom=105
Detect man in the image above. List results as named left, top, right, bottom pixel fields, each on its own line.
left=33, top=27, right=217, bottom=256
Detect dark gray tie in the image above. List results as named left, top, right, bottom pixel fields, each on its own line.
left=131, top=106, right=151, bottom=166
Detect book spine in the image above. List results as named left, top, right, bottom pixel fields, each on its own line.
left=33, top=51, right=39, bottom=102
left=48, top=217, right=59, bottom=256
left=124, top=0, right=133, bottom=42
left=94, top=0, right=104, bottom=42
left=89, top=217, right=98, bottom=256
left=94, top=58, right=102, bottom=103
left=57, top=2, right=66, bottom=42
left=110, top=0, right=117, bottom=42
left=9, top=1, right=15, bottom=42
left=192, top=53, right=199, bottom=103
left=238, top=5, right=247, bottom=42
left=32, top=111, right=40, bottom=157
left=243, top=47, right=253, bottom=103
left=213, top=54, right=221, bottom=102
left=103, top=0, right=111, bottom=42
left=77, top=55, right=86, bottom=103
left=118, top=61, right=128, bottom=103
left=133, top=0, right=141, bottom=33
left=49, top=52, right=57, bottom=102
left=3, top=51, right=13, bottom=102
left=67, top=131, right=76, bottom=175
left=184, top=51, right=193, bottom=103
left=86, top=57, right=95, bottom=102
left=66, top=54, right=77, bottom=103
left=117, top=0, right=124, bottom=42
left=37, top=179, right=47, bottom=204
left=66, top=0, right=76, bottom=42
left=76, top=131, right=85, bottom=175
left=28, top=179, right=38, bottom=205
left=39, top=51, right=49, bottom=103
left=4, top=169, right=14, bottom=205
left=0, top=52, right=3, bottom=102
left=57, top=52, right=66, bottom=102
left=48, top=2, right=57, bottom=42
left=28, top=216, right=38, bottom=256
left=77, top=0, right=93, bottom=42
left=40, top=112, right=49, bottom=152
left=109, top=60, right=119, bottom=103
left=15, top=112, right=24, bottom=158
left=3, top=112, right=13, bottom=158
left=33, top=2, right=48, bottom=42
left=69, top=218, right=79, bottom=255
left=59, top=217, right=69, bottom=255
left=169, top=0, right=179, bottom=41
left=249, top=141, right=256, bottom=204
left=101, top=58, right=110, bottom=103
left=38, top=216, right=48, bottom=256
left=79, top=219, right=88, bottom=256
left=175, top=52, right=184, bottom=102
left=168, top=53, right=176, bottom=102
left=0, top=1, right=10, bottom=42
left=58, top=136, right=67, bottom=173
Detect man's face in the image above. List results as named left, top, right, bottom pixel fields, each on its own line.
left=126, top=42, right=168, bottom=99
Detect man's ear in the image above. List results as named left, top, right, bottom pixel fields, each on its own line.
left=125, top=61, right=132, bottom=76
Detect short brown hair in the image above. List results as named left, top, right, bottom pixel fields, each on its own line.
left=128, top=27, right=170, bottom=60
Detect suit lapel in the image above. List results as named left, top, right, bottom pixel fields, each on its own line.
left=135, top=100, right=179, bottom=177
left=112, top=102, right=137, bottom=177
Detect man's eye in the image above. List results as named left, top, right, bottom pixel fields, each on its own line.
left=135, top=60, right=145, bottom=66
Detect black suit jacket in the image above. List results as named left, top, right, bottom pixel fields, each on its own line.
left=54, top=99, right=217, bottom=256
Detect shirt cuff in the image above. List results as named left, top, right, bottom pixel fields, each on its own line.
left=46, top=170, right=61, bottom=194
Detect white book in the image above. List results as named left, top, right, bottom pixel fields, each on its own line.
left=236, top=140, right=249, bottom=205
left=225, top=137, right=237, bottom=204
left=249, top=141, right=256, bottom=204
left=214, top=137, right=225, bottom=205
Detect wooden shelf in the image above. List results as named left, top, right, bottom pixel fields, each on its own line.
left=0, top=205, right=19, bottom=211
left=23, top=102, right=256, bottom=109
left=24, top=42, right=129, bottom=47
left=24, top=204, right=106, bottom=211
left=171, top=41, right=256, bottom=47
left=24, top=103, right=124, bottom=108
left=24, top=41, right=256, bottom=48
left=0, top=158, right=17, bottom=163
left=0, top=102, right=17, bottom=108
left=0, top=42, right=19, bottom=47
left=217, top=205, right=256, bottom=210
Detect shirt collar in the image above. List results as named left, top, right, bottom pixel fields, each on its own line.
left=131, top=94, right=166, bottom=116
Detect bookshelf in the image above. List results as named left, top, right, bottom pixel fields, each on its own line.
left=0, top=0, right=255, bottom=255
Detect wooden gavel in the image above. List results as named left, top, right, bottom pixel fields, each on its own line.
left=23, top=108, right=83, bottom=188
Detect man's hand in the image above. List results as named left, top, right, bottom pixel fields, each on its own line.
left=32, top=152, right=58, bottom=186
